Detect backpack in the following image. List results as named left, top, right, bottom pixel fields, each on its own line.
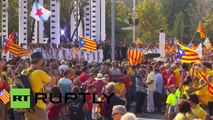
left=68, top=99, right=83, bottom=117
left=12, top=69, right=36, bottom=113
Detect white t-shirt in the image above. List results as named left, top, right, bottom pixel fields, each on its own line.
left=65, top=48, right=71, bottom=60
left=52, top=48, right=58, bottom=59
left=83, top=50, right=88, bottom=61
left=58, top=48, right=64, bottom=60
left=98, top=49, right=103, bottom=63
left=93, top=51, right=98, bottom=63
left=88, top=52, right=93, bottom=64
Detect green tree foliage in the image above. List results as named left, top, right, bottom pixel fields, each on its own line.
left=136, top=0, right=168, bottom=42
left=173, top=12, right=185, bottom=41
left=105, top=0, right=132, bottom=42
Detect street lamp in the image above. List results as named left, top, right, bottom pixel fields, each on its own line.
left=111, top=0, right=115, bottom=61
left=132, top=0, right=136, bottom=42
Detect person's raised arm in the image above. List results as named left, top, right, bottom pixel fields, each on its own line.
left=192, top=77, right=210, bottom=92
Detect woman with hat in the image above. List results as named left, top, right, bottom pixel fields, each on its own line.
left=92, top=73, right=107, bottom=98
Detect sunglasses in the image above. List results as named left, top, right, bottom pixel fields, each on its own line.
left=112, top=112, right=120, bottom=117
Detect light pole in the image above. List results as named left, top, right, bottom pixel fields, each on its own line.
left=132, top=0, right=136, bottom=42
left=111, top=0, right=115, bottom=61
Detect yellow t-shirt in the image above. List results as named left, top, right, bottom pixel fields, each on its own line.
left=174, top=113, right=188, bottom=120
left=115, top=83, right=125, bottom=97
left=69, top=68, right=75, bottom=78
left=191, top=105, right=207, bottom=120
left=174, top=68, right=181, bottom=88
left=127, top=67, right=132, bottom=76
left=23, top=68, right=51, bottom=109
left=196, top=86, right=208, bottom=105
left=183, top=86, right=192, bottom=98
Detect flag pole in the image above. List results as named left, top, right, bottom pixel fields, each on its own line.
left=191, top=21, right=201, bottom=43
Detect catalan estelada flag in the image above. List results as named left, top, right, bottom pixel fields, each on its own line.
left=8, top=43, right=29, bottom=57
left=79, top=36, right=97, bottom=52
left=195, top=69, right=213, bottom=98
left=2, top=32, right=15, bottom=54
left=197, top=22, right=207, bottom=39
left=175, top=43, right=201, bottom=63
left=0, top=89, right=10, bottom=104
left=128, top=49, right=143, bottom=66
left=203, top=37, right=212, bottom=50
left=135, top=38, right=142, bottom=46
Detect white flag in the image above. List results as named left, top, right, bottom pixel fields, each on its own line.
left=30, top=1, right=51, bottom=22
left=196, top=43, right=202, bottom=58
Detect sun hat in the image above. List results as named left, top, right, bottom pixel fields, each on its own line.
left=95, top=73, right=105, bottom=81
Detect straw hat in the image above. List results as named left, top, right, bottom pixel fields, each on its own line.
left=95, top=73, right=105, bottom=81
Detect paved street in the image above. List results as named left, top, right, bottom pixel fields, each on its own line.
left=130, top=102, right=165, bottom=120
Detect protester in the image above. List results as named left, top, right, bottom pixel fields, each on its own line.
left=187, top=93, right=207, bottom=120
left=112, top=105, right=127, bottom=120
left=154, top=68, right=163, bottom=113
left=24, top=52, right=54, bottom=120
left=99, top=82, right=125, bottom=120
left=46, top=86, right=63, bottom=120
left=121, top=112, right=137, bottom=120
left=174, top=100, right=191, bottom=120
left=67, top=86, right=85, bottom=120
left=84, top=84, right=95, bottom=120
left=145, top=66, right=156, bottom=113
left=135, top=68, right=146, bottom=116
left=165, top=85, right=179, bottom=120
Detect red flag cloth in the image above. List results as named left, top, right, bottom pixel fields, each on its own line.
left=2, top=32, right=15, bottom=54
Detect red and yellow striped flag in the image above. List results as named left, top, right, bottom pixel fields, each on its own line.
left=135, top=39, right=142, bottom=46
left=197, top=22, right=207, bottom=39
left=8, top=43, right=29, bottom=56
left=128, top=49, right=143, bottom=65
left=195, top=69, right=213, bottom=98
left=0, top=89, right=10, bottom=104
left=79, top=36, right=97, bottom=52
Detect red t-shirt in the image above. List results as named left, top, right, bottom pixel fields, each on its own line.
left=0, top=80, right=7, bottom=91
left=123, top=75, right=130, bottom=91
left=79, top=72, right=89, bottom=85
left=167, top=75, right=176, bottom=87
left=86, top=79, right=95, bottom=89
left=162, top=70, right=168, bottom=85
left=85, top=94, right=93, bottom=111
left=0, top=80, right=7, bottom=102
left=47, top=103, right=63, bottom=119
left=92, top=81, right=106, bottom=97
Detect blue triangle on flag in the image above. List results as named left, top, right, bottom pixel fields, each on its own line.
left=3, top=38, right=7, bottom=46
left=176, top=45, right=185, bottom=61
left=79, top=37, right=85, bottom=48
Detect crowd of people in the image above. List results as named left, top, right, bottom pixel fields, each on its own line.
left=0, top=41, right=212, bottom=120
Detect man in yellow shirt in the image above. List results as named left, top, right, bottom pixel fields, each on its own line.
left=172, top=64, right=180, bottom=88
left=24, top=52, right=54, bottom=120
left=145, top=66, right=155, bottom=113
left=187, top=94, right=207, bottom=120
